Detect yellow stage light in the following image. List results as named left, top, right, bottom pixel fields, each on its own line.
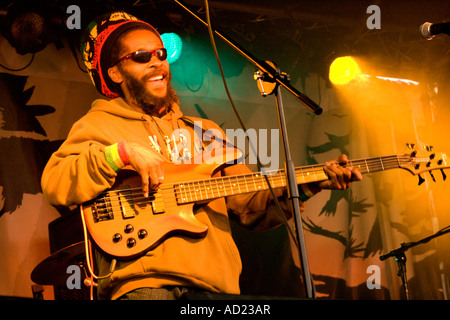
left=329, top=56, right=361, bottom=85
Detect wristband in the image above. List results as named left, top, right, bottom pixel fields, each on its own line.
left=117, top=140, right=130, bottom=165
left=105, top=141, right=129, bottom=172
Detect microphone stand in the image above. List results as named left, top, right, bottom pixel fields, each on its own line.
left=380, top=242, right=411, bottom=300
left=273, top=65, right=316, bottom=299
left=379, top=225, right=450, bottom=300
left=172, top=0, right=321, bottom=299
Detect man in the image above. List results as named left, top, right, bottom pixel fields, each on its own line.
left=41, top=11, right=362, bottom=300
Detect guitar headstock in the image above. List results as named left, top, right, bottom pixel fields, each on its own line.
left=399, top=144, right=448, bottom=185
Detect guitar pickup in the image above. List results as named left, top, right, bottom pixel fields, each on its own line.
left=117, top=186, right=136, bottom=219
left=149, top=192, right=165, bottom=214
left=152, top=201, right=165, bottom=214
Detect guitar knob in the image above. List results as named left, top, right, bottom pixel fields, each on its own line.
left=138, top=229, right=148, bottom=239
left=112, top=233, right=122, bottom=243
left=127, top=238, right=136, bottom=248
left=124, top=224, right=134, bottom=234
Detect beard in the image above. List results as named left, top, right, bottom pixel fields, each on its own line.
left=120, top=67, right=179, bottom=116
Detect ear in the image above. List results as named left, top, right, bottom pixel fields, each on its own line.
left=108, top=66, right=123, bottom=84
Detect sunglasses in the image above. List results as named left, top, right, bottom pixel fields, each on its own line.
left=112, top=48, right=167, bottom=66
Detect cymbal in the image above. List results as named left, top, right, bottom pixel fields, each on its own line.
left=31, top=242, right=86, bottom=285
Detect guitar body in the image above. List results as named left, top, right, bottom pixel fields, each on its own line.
left=81, top=161, right=223, bottom=259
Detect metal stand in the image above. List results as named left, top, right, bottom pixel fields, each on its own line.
left=255, top=62, right=315, bottom=298
left=172, top=0, right=321, bottom=298
left=380, top=243, right=411, bottom=300
left=380, top=225, right=450, bottom=300
left=274, top=72, right=316, bottom=299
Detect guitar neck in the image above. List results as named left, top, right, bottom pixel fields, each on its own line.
left=175, top=154, right=408, bottom=204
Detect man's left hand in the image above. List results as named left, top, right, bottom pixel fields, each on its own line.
left=317, top=154, right=363, bottom=190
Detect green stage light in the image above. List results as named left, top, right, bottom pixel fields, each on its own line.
left=161, top=33, right=183, bottom=64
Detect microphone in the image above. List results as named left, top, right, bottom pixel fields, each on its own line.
left=420, top=21, right=450, bottom=40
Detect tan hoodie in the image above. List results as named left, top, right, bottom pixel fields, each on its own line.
left=41, top=98, right=291, bottom=299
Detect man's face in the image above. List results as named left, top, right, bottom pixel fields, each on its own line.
left=111, top=29, right=178, bottom=114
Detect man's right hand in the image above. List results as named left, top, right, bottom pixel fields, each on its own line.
left=125, top=142, right=166, bottom=197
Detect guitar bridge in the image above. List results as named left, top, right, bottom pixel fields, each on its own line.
left=92, top=193, right=113, bottom=222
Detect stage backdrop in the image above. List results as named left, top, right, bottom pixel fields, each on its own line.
left=1, top=24, right=449, bottom=300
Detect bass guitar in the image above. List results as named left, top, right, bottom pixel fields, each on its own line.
left=80, top=148, right=448, bottom=259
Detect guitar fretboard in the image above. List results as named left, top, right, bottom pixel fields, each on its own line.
left=174, top=154, right=410, bottom=204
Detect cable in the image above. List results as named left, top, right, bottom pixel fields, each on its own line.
left=80, top=204, right=117, bottom=281
left=203, top=0, right=299, bottom=248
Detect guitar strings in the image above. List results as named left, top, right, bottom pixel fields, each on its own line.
left=97, top=155, right=412, bottom=207
left=97, top=155, right=411, bottom=203
left=100, top=154, right=412, bottom=200
left=90, top=173, right=290, bottom=214
left=90, top=155, right=416, bottom=215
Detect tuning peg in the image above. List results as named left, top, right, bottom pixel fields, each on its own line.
left=406, top=143, right=415, bottom=149
left=418, top=174, right=425, bottom=185
left=429, top=171, right=436, bottom=182
left=441, top=169, right=447, bottom=181
left=424, top=145, right=434, bottom=152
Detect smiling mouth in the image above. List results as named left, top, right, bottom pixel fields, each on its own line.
left=145, top=73, right=167, bottom=91
left=149, top=74, right=164, bottom=82
left=147, top=73, right=167, bottom=84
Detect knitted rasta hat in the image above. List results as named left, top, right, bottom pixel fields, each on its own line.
left=80, top=11, right=161, bottom=98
